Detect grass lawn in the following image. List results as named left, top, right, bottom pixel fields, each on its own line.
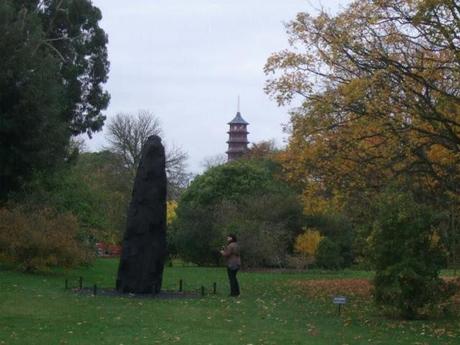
left=1, top=259, right=459, bottom=345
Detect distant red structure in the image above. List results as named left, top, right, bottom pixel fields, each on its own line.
left=96, top=242, right=122, bottom=257
left=226, top=111, right=249, bottom=161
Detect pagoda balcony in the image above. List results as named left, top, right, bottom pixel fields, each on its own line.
left=227, top=146, right=249, bottom=150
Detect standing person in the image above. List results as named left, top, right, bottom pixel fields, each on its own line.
left=220, top=234, right=241, bottom=297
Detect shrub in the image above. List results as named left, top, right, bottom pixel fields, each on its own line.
left=315, top=237, right=343, bottom=269
left=12, top=153, right=131, bottom=244
left=285, top=254, right=313, bottom=270
left=294, top=228, right=323, bottom=258
left=221, top=195, right=301, bottom=268
left=0, top=207, right=93, bottom=272
left=370, top=191, right=457, bottom=319
left=172, top=194, right=300, bottom=267
left=304, top=213, right=354, bottom=267
left=167, top=201, right=178, bottom=226
left=171, top=204, right=219, bottom=265
left=234, top=219, right=291, bottom=268
left=172, top=159, right=303, bottom=266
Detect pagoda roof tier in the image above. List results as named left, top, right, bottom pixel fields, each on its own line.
left=226, top=149, right=248, bottom=154
left=227, top=130, right=249, bottom=135
left=228, top=112, right=249, bottom=125
left=227, top=138, right=249, bottom=143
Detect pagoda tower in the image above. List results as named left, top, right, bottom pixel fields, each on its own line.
left=226, top=111, right=249, bottom=161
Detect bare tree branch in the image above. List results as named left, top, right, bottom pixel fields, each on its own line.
left=105, top=110, right=189, bottom=199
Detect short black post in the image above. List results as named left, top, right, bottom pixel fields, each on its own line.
left=213, top=282, right=217, bottom=294
left=179, top=279, right=183, bottom=292
left=201, top=286, right=205, bottom=297
left=65, top=279, right=68, bottom=290
left=93, top=284, right=97, bottom=296
left=338, top=304, right=342, bottom=315
left=79, top=277, right=83, bottom=290
left=154, top=281, right=161, bottom=295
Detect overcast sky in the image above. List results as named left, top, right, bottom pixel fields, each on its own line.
left=88, top=0, right=350, bottom=173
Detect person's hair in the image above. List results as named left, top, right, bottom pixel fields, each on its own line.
left=227, top=233, right=237, bottom=243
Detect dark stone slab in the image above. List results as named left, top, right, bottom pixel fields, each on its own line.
left=116, top=135, right=167, bottom=294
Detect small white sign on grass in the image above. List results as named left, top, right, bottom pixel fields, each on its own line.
left=333, top=296, right=347, bottom=305
left=333, top=296, right=347, bottom=315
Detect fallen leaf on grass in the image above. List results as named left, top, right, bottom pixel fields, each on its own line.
left=289, top=279, right=372, bottom=299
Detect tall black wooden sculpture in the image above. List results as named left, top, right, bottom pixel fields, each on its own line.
left=116, top=135, right=167, bottom=294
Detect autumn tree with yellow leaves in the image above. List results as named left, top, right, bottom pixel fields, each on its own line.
left=265, top=0, right=460, bottom=317
left=265, top=0, right=460, bottom=212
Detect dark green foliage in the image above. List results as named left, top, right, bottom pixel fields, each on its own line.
left=0, top=0, right=109, bottom=199
left=0, top=0, right=68, bottom=198
left=170, top=205, right=218, bottom=266
left=181, top=160, right=277, bottom=207
left=12, top=152, right=130, bottom=244
left=36, top=0, right=110, bottom=136
left=215, top=194, right=302, bottom=268
left=73, top=151, right=131, bottom=197
left=172, top=160, right=303, bottom=266
left=315, top=238, right=344, bottom=269
left=371, top=191, right=457, bottom=319
left=305, top=213, right=354, bottom=267
left=4, top=150, right=129, bottom=270
left=14, top=170, right=107, bottom=242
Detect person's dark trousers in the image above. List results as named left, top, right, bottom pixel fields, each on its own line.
left=227, top=267, right=240, bottom=296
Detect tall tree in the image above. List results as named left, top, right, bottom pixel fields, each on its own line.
left=26, top=0, right=110, bottom=135
left=173, top=159, right=303, bottom=266
left=265, top=0, right=460, bottom=208
left=0, top=0, right=109, bottom=199
left=106, top=111, right=190, bottom=200
left=106, top=111, right=162, bottom=172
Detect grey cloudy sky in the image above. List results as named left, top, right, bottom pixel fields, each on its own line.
left=88, top=0, right=350, bottom=173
